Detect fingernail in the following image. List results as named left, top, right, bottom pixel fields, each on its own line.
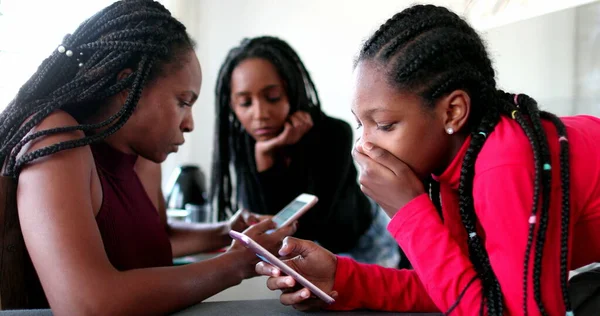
left=286, top=277, right=294, bottom=286
left=279, top=239, right=288, bottom=256
left=300, top=290, right=310, bottom=298
left=364, top=142, right=373, bottom=150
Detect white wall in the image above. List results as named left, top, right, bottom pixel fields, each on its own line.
left=0, top=0, right=593, bottom=191
left=161, top=0, right=463, bottom=186
left=0, top=0, right=588, bottom=188
left=573, top=2, right=600, bottom=115
left=464, top=0, right=596, bottom=30
left=0, top=0, right=118, bottom=113
left=483, top=8, right=576, bottom=116
left=161, top=1, right=587, bottom=188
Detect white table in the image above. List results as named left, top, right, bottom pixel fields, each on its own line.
left=176, top=252, right=280, bottom=302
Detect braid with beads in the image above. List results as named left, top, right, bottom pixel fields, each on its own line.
left=211, top=36, right=323, bottom=221
left=359, top=5, right=573, bottom=315
left=0, top=0, right=195, bottom=177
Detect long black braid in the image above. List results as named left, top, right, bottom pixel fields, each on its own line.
left=210, top=36, right=322, bottom=221
left=359, top=5, right=572, bottom=315
left=0, top=0, right=195, bottom=177
left=540, top=111, right=572, bottom=313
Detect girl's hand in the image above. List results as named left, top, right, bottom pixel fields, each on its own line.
left=228, top=208, right=271, bottom=233
left=255, top=237, right=338, bottom=311
left=353, top=142, right=425, bottom=217
left=255, top=111, right=313, bottom=172
left=228, top=219, right=298, bottom=279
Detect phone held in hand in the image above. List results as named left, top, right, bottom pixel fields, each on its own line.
left=272, top=193, right=318, bottom=228
left=229, top=230, right=335, bottom=304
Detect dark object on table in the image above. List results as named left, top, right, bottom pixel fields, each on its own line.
left=164, top=165, right=213, bottom=223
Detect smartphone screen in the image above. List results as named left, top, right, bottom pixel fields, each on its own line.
left=272, top=200, right=307, bottom=227
left=268, top=194, right=318, bottom=234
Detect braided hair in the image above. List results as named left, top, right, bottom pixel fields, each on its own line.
left=0, top=0, right=195, bottom=177
left=359, top=5, right=572, bottom=315
left=210, top=36, right=323, bottom=221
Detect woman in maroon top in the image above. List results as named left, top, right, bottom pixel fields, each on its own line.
left=0, top=1, right=294, bottom=314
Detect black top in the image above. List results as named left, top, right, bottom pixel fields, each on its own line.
left=237, top=115, right=373, bottom=253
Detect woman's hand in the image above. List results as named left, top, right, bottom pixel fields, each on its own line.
left=353, top=142, right=425, bottom=217
left=255, top=237, right=338, bottom=311
left=255, top=111, right=313, bottom=172
left=227, top=208, right=271, bottom=233
left=228, top=220, right=298, bottom=279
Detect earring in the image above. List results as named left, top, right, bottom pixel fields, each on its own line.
left=446, top=127, right=454, bottom=135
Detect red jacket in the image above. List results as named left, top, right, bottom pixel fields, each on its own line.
left=329, top=115, right=600, bottom=315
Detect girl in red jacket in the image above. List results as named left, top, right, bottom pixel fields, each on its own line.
left=256, top=4, right=600, bottom=316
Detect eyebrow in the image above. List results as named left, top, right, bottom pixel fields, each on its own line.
left=232, top=84, right=280, bottom=97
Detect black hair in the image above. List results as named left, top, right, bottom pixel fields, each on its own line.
left=359, top=5, right=571, bottom=315
left=210, top=36, right=322, bottom=221
left=0, top=0, right=195, bottom=177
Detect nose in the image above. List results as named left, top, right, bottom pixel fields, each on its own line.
left=354, top=136, right=362, bottom=149
left=252, top=100, right=270, bottom=121
left=181, top=108, right=194, bottom=133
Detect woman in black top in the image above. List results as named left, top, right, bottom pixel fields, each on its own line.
left=210, top=36, right=399, bottom=265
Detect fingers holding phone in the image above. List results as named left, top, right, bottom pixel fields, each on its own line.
left=228, top=208, right=273, bottom=233
left=248, top=220, right=298, bottom=255
left=228, top=219, right=295, bottom=278
left=255, top=237, right=338, bottom=310
left=228, top=209, right=260, bottom=232
left=230, top=232, right=335, bottom=307
left=230, top=218, right=297, bottom=258
left=229, top=219, right=275, bottom=250
left=233, top=192, right=316, bottom=253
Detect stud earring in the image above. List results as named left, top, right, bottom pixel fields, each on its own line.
left=446, top=127, right=455, bottom=135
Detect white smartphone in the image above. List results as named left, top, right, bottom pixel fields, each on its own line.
left=229, top=230, right=335, bottom=304
left=271, top=193, right=318, bottom=228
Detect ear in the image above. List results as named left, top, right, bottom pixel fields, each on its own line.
left=436, top=90, right=471, bottom=134
left=116, top=68, right=134, bottom=104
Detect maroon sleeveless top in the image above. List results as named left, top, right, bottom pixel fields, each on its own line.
left=91, top=142, right=172, bottom=271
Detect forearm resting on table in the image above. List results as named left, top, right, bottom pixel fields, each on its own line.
left=167, top=221, right=231, bottom=257
left=59, top=251, right=248, bottom=315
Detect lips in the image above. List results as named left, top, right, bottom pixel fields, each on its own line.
left=254, top=127, right=278, bottom=136
left=170, top=141, right=184, bottom=152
